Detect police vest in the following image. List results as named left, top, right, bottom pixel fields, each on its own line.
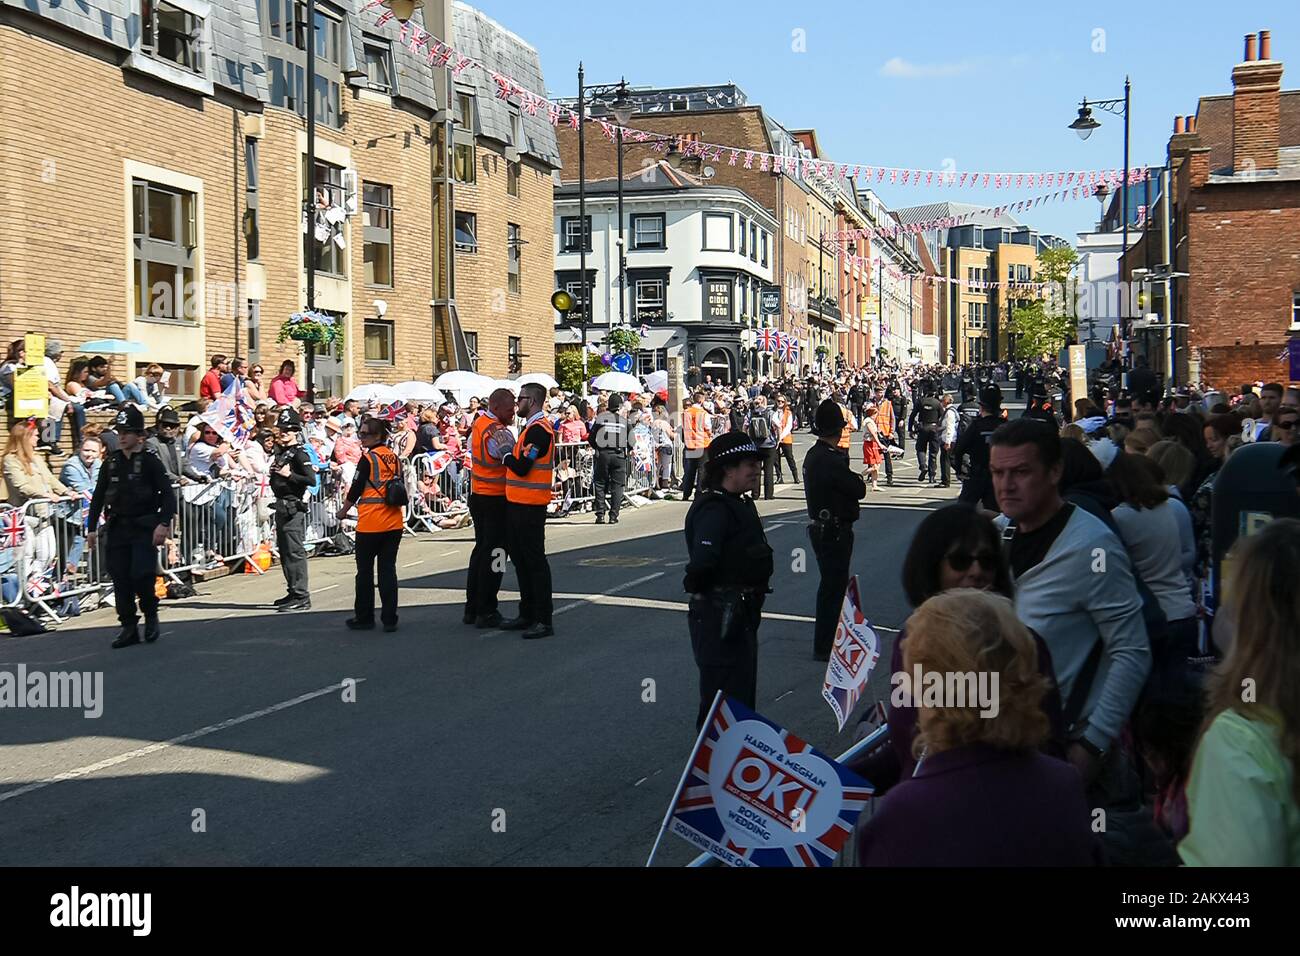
left=683, top=407, right=709, bottom=450
left=469, top=413, right=507, bottom=497
left=357, top=446, right=405, bottom=533
left=104, top=451, right=155, bottom=519
left=505, top=419, right=555, bottom=507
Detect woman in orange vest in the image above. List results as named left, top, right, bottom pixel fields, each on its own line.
left=338, top=416, right=406, bottom=632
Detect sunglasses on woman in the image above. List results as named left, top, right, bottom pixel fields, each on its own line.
left=944, top=549, right=999, bottom=573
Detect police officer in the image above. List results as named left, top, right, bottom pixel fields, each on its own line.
left=269, top=407, right=315, bottom=612
left=910, top=382, right=945, bottom=484
left=86, top=407, right=176, bottom=649
left=589, top=393, right=630, bottom=524
left=803, top=400, right=867, bottom=661
left=464, top=388, right=516, bottom=628
left=952, top=386, right=1004, bottom=510
left=683, top=432, right=774, bottom=727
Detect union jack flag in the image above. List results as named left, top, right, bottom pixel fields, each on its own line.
left=378, top=401, right=406, bottom=423
left=0, top=508, right=25, bottom=549
left=201, top=377, right=256, bottom=447
left=758, top=328, right=778, bottom=353
left=663, top=695, right=873, bottom=868
left=777, top=332, right=797, bottom=363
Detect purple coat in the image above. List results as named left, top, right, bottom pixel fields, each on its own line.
left=856, top=744, right=1103, bottom=866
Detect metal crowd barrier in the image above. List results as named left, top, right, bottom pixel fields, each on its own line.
left=405, top=451, right=470, bottom=533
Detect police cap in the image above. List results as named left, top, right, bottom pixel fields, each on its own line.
left=276, top=407, right=302, bottom=431
left=113, top=406, right=146, bottom=434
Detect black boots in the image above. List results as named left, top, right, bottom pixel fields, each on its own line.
left=112, top=625, right=141, bottom=649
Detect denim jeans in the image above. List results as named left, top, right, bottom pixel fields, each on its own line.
left=107, top=382, right=147, bottom=405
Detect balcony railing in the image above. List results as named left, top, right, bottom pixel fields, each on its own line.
left=807, top=294, right=842, bottom=323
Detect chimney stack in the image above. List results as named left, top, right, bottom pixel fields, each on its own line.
left=1231, top=28, right=1283, bottom=174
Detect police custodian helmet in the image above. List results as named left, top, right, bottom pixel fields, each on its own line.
left=113, top=406, right=146, bottom=433
left=276, top=407, right=303, bottom=432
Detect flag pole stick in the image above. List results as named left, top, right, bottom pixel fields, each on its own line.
left=646, top=690, right=722, bottom=868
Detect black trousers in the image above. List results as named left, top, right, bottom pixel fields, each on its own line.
left=759, top=446, right=777, bottom=499
left=958, top=473, right=999, bottom=510
left=878, top=436, right=894, bottom=480
left=275, top=507, right=309, bottom=599
left=915, top=430, right=940, bottom=480
left=106, top=527, right=158, bottom=627
left=506, top=502, right=552, bottom=625
left=466, top=493, right=507, bottom=618
left=775, top=442, right=799, bottom=481
left=688, top=591, right=762, bottom=728
left=940, top=443, right=952, bottom=484
left=354, top=529, right=402, bottom=626
left=808, top=523, right=854, bottom=656
left=593, top=452, right=628, bottom=518
left=681, top=454, right=704, bottom=500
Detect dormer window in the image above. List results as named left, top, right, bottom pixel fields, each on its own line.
left=142, top=0, right=204, bottom=75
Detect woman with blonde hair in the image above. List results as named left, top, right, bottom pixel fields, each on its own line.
left=857, top=589, right=1099, bottom=866
left=1179, top=518, right=1300, bottom=865
left=3, top=421, right=72, bottom=506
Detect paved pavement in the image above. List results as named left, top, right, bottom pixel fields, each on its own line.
left=0, top=429, right=963, bottom=866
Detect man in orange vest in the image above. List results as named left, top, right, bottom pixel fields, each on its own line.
left=464, top=387, right=516, bottom=628
left=502, top=382, right=556, bottom=639
left=871, top=390, right=896, bottom=487
left=680, top=391, right=712, bottom=501
left=338, top=416, right=406, bottom=632
left=836, top=397, right=857, bottom=455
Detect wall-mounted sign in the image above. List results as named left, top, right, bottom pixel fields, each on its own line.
left=708, top=280, right=732, bottom=320
left=760, top=287, right=781, bottom=315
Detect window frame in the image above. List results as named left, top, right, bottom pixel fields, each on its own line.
left=561, top=216, right=593, bottom=253
left=132, top=178, right=198, bottom=323
left=304, top=158, right=347, bottom=278
left=703, top=212, right=734, bottom=252
left=463, top=330, right=480, bottom=372
left=507, top=222, right=522, bottom=294
left=141, top=0, right=205, bottom=75
left=263, top=0, right=344, bottom=128
left=362, top=37, right=394, bottom=94
left=454, top=210, right=478, bottom=253
left=507, top=335, right=522, bottom=374
left=630, top=213, right=666, bottom=251
left=362, top=181, right=394, bottom=288
left=364, top=318, right=395, bottom=366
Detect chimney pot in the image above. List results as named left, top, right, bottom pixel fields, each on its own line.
left=1245, top=33, right=1258, bottom=61
left=1259, top=30, right=1272, bottom=60
left=1188, top=115, right=1197, bottom=133
left=1174, top=116, right=1185, bottom=133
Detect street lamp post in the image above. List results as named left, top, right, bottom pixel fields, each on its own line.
left=1070, top=77, right=1131, bottom=384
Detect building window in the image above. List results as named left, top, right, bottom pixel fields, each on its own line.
left=454, top=90, right=477, bottom=131
left=264, top=1, right=342, bottom=126
left=247, top=300, right=260, bottom=364
left=140, top=362, right=198, bottom=398
left=269, top=56, right=305, bottom=115
left=561, top=216, right=592, bottom=253
left=1018, top=264, right=1032, bottom=282
left=507, top=336, right=522, bottom=374
left=738, top=218, right=747, bottom=256
left=630, top=213, right=665, bottom=251
left=141, top=0, right=204, bottom=74
left=454, top=211, right=477, bottom=253
left=453, top=140, right=476, bottom=184
left=509, top=111, right=522, bottom=148
left=363, top=182, right=393, bottom=287
left=364, top=319, right=394, bottom=365
left=750, top=223, right=758, bottom=262
left=636, top=349, right=667, bottom=376
left=507, top=161, right=520, bottom=197
left=703, top=213, right=733, bottom=251
left=304, top=158, right=346, bottom=277
left=453, top=89, right=476, bottom=184
left=761, top=231, right=769, bottom=267
left=507, top=223, right=522, bottom=294
left=244, top=138, right=259, bottom=261
left=132, top=179, right=198, bottom=321
left=634, top=279, right=665, bottom=321
left=363, top=39, right=393, bottom=93
left=463, top=331, right=479, bottom=372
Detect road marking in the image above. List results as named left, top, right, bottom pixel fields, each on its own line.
left=664, top=559, right=688, bottom=567
left=312, top=584, right=339, bottom=594
left=553, top=592, right=816, bottom=624
left=633, top=776, right=648, bottom=787
left=482, top=572, right=666, bottom=636
left=440, top=550, right=460, bottom=556
left=0, top=680, right=364, bottom=805
left=402, top=560, right=424, bottom=568
left=774, top=689, right=794, bottom=702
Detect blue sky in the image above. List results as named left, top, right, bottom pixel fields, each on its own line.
left=471, top=0, right=1300, bottom=243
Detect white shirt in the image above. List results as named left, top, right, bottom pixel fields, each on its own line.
left=1112, top=501, right=1198, bottom=622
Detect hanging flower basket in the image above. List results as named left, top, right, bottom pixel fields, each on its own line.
left=277, top=310, right=343, bottom=347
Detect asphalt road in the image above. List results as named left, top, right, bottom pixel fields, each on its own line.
left=0, top=428, right=962, bottom=867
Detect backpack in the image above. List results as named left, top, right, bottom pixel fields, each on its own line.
left=368, top=451, right=409, bottom=508
left=748, top=412, right=771, bottom=444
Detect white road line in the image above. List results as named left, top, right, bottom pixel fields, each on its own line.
left=552, top=572, right=665, bottom=615
left=440, top=550, right=460, bottom=556
left=402, top=560, right=424, bottom=568
left=311, top=584, right=339, bottom=594
left=633, top=776, right=648, bottom=787
left=664, top=559, right=688, bottom=567
left=774, top=689, right=794, bottom=702
left=0, top=680, right=364, bottom=805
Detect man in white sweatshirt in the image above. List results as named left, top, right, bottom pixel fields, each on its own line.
left=990, top=419, right=1151, bottom=800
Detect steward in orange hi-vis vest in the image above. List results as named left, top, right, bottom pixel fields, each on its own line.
left=469, top=412, right=508, bottom=496
left=501, top=385, right=557, bottom=638
left=356, top=445, right=405, bottom=533
left=505, top=417, right=556, bottom=506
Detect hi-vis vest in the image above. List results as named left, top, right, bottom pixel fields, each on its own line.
left=873, top=400, right=894, bottom=438
left=505, top=417, right=556, bottom=506
left=357, top=445, right=405, bottom=533
left=469, top=413, right=507, bottom=497
left=838, top=404, right=854, bottom=450
left=778, top=408, right=794, bottom=445
left=683, top=406, right=709, bottom=450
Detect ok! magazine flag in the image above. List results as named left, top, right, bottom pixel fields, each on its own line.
left=821, top=575, right=881, bottom=731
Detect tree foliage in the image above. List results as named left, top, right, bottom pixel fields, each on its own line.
left=554, top=349, right=589, bottom=394
left=1009, top=246, right=1078, bottom=359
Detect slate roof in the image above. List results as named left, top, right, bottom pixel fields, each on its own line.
left=452, top=1, right=559, bottom=169
left=894, top=201, right=1024, bottom=230
left=348, top=0, right=436, bottom=112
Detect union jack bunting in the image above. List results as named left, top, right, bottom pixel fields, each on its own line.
left=0, top=508, right=25, bottom=549
left=662, top=694, right=873, bottom=868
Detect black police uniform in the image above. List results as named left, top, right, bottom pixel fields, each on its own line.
left=683, top=448, right=774, bottom=728
left=953, top=411, right=1003, bottom=509
left=802, top=439, right=866, bottom=660
left=87, top=409, right=176, bottom=647
left=910, top=393, right=945, bottom=482
left=589, top=403, right=630, bottom=523
left=270, top=410, right=316, bottom=609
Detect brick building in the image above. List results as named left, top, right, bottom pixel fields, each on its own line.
left=0, top=0, right=556, bottom=400
left=1133, top=29, right=1300, bottom=388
